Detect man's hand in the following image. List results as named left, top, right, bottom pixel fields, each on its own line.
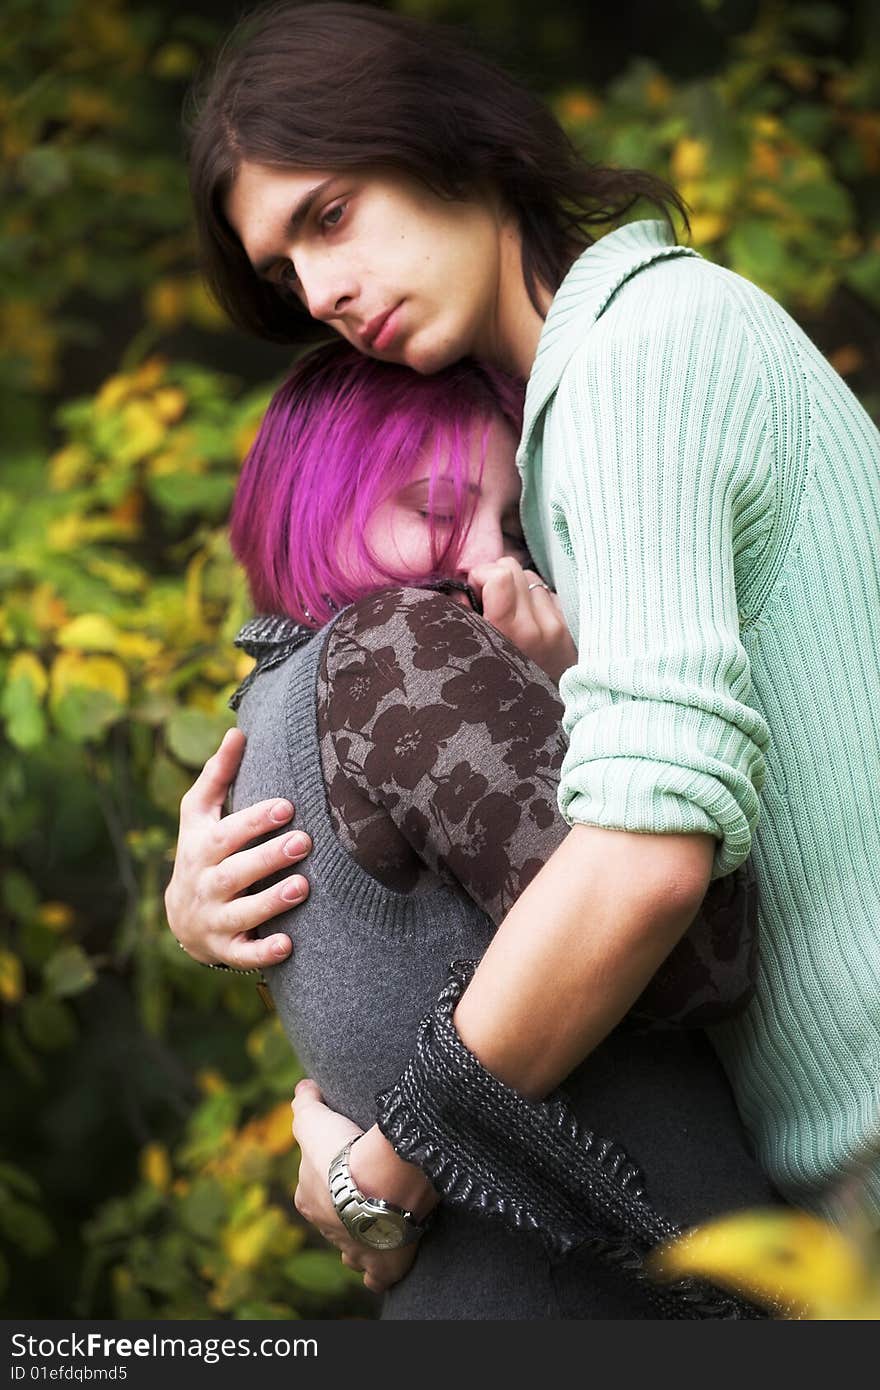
left=165, top=728, right=312, bottom=970
left=468, top=557, right=577, bottom=684
left=291, top=1080, right=424, bottom=1294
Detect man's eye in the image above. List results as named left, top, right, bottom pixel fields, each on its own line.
left=277, top=261, right=299, bottom=293
left=321, top=203, right=346, bottom=229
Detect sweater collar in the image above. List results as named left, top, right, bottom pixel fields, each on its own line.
left=517, top=220, right=700, bottom=467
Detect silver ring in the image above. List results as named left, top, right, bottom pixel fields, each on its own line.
left=527, top=581, right=550, bottom=592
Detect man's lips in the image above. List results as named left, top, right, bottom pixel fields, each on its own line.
left=361, top=304, right=402, bottom=351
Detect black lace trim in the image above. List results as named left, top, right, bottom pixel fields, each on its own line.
left=228, top=615, right=316, bottom=711
left=376, top=961, right=765, bottom=1319
left=228, top=582, right=483, bottom=711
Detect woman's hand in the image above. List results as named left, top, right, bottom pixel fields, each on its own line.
left=165, top=728, right=312, bottom=970
left=468, top=557, right=577, bottom=684
left=292, top=1080, right=428, bottom=1294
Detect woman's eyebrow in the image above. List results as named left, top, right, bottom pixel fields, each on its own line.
left=253, top=177, right=337, bottom=277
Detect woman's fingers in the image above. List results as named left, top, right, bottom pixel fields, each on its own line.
left=179, top=728, right=249, bottom=820
left=212, top=821, right=312, bottom=895
left=468, top=559, right=576, bottom=683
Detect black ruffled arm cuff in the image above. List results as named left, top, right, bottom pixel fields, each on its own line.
left=375, top=960, right=763, bottom=1320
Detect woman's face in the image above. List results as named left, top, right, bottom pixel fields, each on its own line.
left=225, top=164, right=508, bottom=375
left=362, top=416, right=528, bottom=581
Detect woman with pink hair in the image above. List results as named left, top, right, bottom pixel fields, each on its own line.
left=178, top=338, right=771, bottom=1318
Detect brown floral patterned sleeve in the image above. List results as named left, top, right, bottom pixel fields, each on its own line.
left=316, top=586, right=757, bottom=1027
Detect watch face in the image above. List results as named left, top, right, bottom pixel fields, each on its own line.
left=351, top=1208, right=406, bottom=1250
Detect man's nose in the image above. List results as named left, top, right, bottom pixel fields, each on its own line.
left=296, top=257, right=355, bottom=324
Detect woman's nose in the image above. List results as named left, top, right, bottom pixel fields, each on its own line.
left=458, top=520, right=505, bottom=571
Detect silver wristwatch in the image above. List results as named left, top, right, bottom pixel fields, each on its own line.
left=328, top=1139, right=429, bottom=1250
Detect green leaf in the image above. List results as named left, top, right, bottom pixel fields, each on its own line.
left=727, top=220, right=789, bottom=283
left=43, top=944, right=97, bottom=999
left=785, top=179, right=852, bottom=229
left=844, top=253, right=880, bottom=310
left=282, top=1249, right=354, bottom=1296
left=20, top=994, right=78, bottom=1051
left=177, top=1179, right=227, bottom=1240
left=51, top=687, right=124, bottom=743
left=147, top=752, right=193, bottom=816
left=147, top=472, right=235, bottom=519
left=0, top=1196, right=54, bottom=1256
left=0, top=1161, right=40, bottom=1202
left=166, top=708, right=235, bottom=769
left=18, top=146, right=70, bottom=196
left=0, top=673, right=47, bottom=750
left=2, top=870, right=39, bottom=923
left=234, top=1301, right=299, bottom=1320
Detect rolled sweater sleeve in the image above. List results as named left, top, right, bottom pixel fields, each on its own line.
left=549, top=269, right=773, bottom=876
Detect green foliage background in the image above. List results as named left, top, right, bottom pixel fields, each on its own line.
left=1, top=0, right=878, bottom=1319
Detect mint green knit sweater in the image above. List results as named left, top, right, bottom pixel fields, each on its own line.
left=517, top=220, right=880, bottom=1218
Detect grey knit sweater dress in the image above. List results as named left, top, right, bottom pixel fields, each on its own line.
left=230, top=592, right=777, bottom=1319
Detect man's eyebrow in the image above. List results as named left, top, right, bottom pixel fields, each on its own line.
left=253, top=177, right=337, bottom=277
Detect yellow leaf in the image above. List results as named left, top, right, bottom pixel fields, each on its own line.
left=37, top=902, right=75, bottom=932
left=145, top=279, right=188, bottom=328
left=8, top=652, right=48, bottom=700
left=152, top=386, right=187, bottom=424
left=50, top=652, right=129, bottom=706
left=152, top=41, right=197, bottom=79
left=187, top=279, right=227, bottom=329
left=95, top=373, right=135, bottom=417
left=234, top=419, right=261, bottom=462
left=49, top=443, right=92, bottom=491
left=47, top=515, right=88, bottom=553
left=224, top=1208, right=286, bottom=1270
left=115, top=632, right=163, bottom=662
left=57, top=614, right=120, bottom=653
left=649, top=1208, right=880, bottom=1319
left=752, top=114, right=782, bottom=139
left=671, top=137, right=708, bottom=183
left=196, top=1069, right=227, bottom=1096
left=140, top=1142, right=172, bottom=1192
left=31, top=585, right=70, bottom=632
left=66, top=87, right=121, bottom=127
left=84, top=557, right=146, bottom=596
left=689, top=212, right=729, bottom=245
left=129, top=357, right=167, bottom=394
left=119, top=399, right=165, bottom=464
left=558, top=90, right=602, bottom=124
left=0, top=948, right=24, bottom=1005
left=57, top=614, right=159, bottom=663
left=750, top=139, right=781, bottom=181
left=645, top=74, right=672, bottom=109
left=240, top=1101, right=296, bottom=1158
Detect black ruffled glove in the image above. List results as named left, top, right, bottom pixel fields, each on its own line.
left=376, top=960, right=764, bottom=1319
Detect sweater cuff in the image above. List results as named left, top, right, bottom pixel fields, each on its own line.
left=375, top=961, right=763, bottom=1319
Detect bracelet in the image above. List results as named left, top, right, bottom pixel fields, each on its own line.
left=175, top=936, right=261, bottom=976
